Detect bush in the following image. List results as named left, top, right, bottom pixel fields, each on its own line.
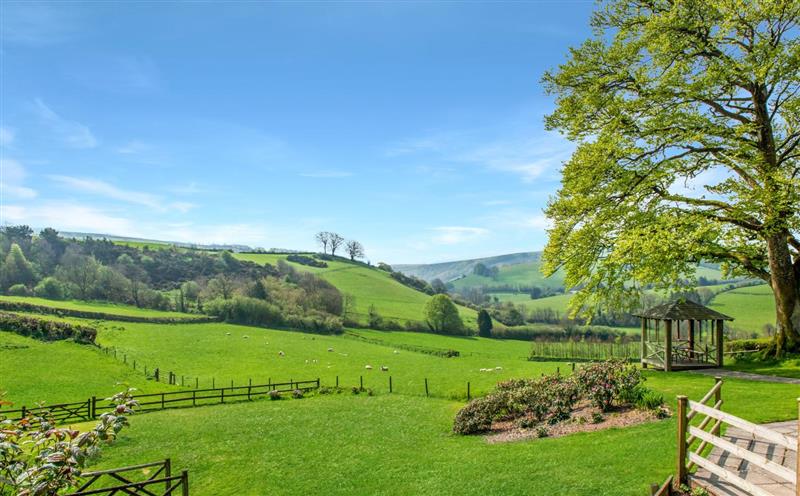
left=726, top=338, right=771, bottom=354
left=636, top=390, right=665, bottom=411
left=286, top=254, right=328, bottom=268
left=0, top=312, right=96, bottom=343
left=452, top=394, right=506, bottom=434
left=34, top=277, right=69, bottom=300
left=424, top=294, right=465, bottom=335
left=574, top=360, right=642, bottom=411
left=7, top=284, right=30, bottom=296
left=205, top=296, right=284, bottom=328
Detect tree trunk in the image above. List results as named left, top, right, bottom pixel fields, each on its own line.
left=766, top=232, right=800, bottom=357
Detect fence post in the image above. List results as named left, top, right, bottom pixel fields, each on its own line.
left=248, top=384, right=252, bottom=400
left=181, top=470, right=189, bottom=496
left=165, top=458, right=172, bottom=494
left=360, top=376, right=363, bottom=390
left=133, top=360, right=136, bottom=370
left=161, top=393, right=165, bottom=410
left=571, top=362, right=575, bottom=372
left=317, top=378, right=320, bottom=389
left=713, top=376, right=723, bottom=436
left=91, top=396, right=97, bottom=419
left=425, top=378, right=429, bottom=397
left=212, top=378, right=215, bottom=389
left=195, top=377, right=198, bottom=389
left=389, top=376, right=393, bottom=393
left=467, top=382, right=470, bottom=401
left=221, top=388, right=225, bottom=403
left=155, top=368, right=159, bottom=382
left=336, top=376, right=339, bottom=387
left=676, top=395, right=688, bottom=488
left=193, top=390, right=196, bottom=407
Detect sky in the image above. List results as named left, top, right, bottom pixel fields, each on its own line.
left=0, top=1, right=597, bottom=264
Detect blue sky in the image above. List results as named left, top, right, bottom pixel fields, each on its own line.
left=0, top=1, right=595, bottom=264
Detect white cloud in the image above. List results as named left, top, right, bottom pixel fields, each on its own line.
left=116, top=140, right=151, bottom=155
left=430, top=226, right=490, bottom=245
left=2, top=202, right=133, bottom=233
left=34, top=98, right=98, bottom=149
left=480, top=209, right=552, bottom=231
left=387, top=128, right=572, bottom=183
left=169, top=182, right=206, bottom=195
left=48, top=175, right=194, bottom=213
left=299, top=171, right=354, bottom=178
left=0, top=127, right=15, bottom=147
left=0, top=158, right=37, bottom=199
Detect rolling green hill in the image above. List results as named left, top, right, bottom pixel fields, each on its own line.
left=234, top=253, right=478, bottom=328
left=709, top=284, right=776, bottom=334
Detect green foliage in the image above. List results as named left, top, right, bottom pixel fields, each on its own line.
left=477, top=309, right=493, bottom=337
left=34, top=277, right=69, bottom=300
left=0, top=243, right=35, bottom=291
left=540, top=0, right=800, bottom=349
left=7, top=284, right=30, bottom=297
left=424, top=294, right=465, bottom=335
left=0, top=312, right=97, bottom=343
left=574, top=360, right=642, bottom=412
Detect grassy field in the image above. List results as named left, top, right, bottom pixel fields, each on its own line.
left=709, top=284, right=775, bottom=334
left=0, top=331, right=157, bottom=406
left=0, top=295, right=204, bottom=319
left=5, top=299, right=800, bottom=495
left=234, top=253, right=478, bottom=327
left=494, top=292, right=573, bottom=313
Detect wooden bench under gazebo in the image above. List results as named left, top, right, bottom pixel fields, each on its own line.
left=634, top=300, right=733, bottom=371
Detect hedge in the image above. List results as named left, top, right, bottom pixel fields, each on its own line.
left=0, top=300, right=217, bottom=324
left=0, top=312, right=97, bottom=344
left=725, top=338, right=771, bottom=353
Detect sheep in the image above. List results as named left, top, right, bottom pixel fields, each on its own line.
left=278, top=351, right=285, bottom=357
left=380, top=366, right=389, bottom=372
left=365, top=365, right=373, bottom=370
left=312, top=359, right=318, bottom=364
left=327, top=348, right=334, bottom=352
left=479, top=368, right=487, bottom=372
left=305, top=359, right=309, bottom=364
left=495, top=366, right=502, bottom=371
left=225, top=332, right=231, bottom=336
left=243, top=335, right=249, bottom=339
left=393, top=350, right=400, bottom=354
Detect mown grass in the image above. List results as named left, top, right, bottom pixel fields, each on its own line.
left=0, top=295, right=203, bottom=319
left=77, top=371, right=799, bottom=496
left=709, top=284, right=775, bottom=334
left=234, top=253, right=479, bottom=327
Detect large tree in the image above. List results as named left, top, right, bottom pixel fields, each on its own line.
left=541, top=0, right=800, bottom=355
left=345, top=240, right=365, bottom=261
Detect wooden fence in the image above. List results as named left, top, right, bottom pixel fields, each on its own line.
left=0, top=379, right=320, bottom=423
left=529, top=341, right=638, bottom=362
left=66, top=459, right=188, bottom=496
left=676, top=377, right=799, bottom=496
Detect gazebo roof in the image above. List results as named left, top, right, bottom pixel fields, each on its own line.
left=634, top=299, right=733, bottom=321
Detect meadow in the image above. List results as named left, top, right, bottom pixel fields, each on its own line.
left=0, top=295, right=204, bottom=320
left=234, top=253, right=479, bottom=327
left=709, top=284, right=776, bottom=334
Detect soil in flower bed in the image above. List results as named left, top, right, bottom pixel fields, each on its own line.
left=485, top=400, right=670, bottom=444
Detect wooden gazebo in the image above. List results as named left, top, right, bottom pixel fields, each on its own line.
left=634, top=300, right=733, bottom=371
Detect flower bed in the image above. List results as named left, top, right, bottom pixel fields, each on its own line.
left=453, top=360, right=668, bottom=439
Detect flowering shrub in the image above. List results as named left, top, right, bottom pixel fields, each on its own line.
left=574, top=360, right=642, bottom=411
left=452, top=394, right=507, bottom=434
left=0, top=389, right=137, bottom=495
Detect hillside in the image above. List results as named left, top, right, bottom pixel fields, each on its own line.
left=395, top=252, right=542, bottom=283
left=234, top=253, right=479, bottom=328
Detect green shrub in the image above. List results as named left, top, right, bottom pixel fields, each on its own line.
left=574, top=360, right=642, bottom=411
left=726, top=338, right=771, bottom=354
left=452, top=394, right=507, bottom=434
left=0, top=312, right=96, bottom=343
left=636, top=390, right=665, bottom=411
left=34, top=277, right=69, bottom=300
left=7, top=284, right=30, bottom=296
left=424, top=294, right=465, bottom=335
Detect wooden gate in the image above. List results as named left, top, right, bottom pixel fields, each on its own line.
left=676, top=377, right=799, bottom=496
left=66, top=459, right=188, bottom=496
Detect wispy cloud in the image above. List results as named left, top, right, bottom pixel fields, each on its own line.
left=48, top=175, right=195, bottom=213
left=482, top=199, right=512, bottom=206
left=0, top=159, right=37, bottom=200
left=299, top=170, right=354, bottom=178
left=116, top=140, right=151, bottom=155
left=480, top=209, right=552, bottom=231
left=387, top=128, right=572, bottom=182
left=2, top=202, right=133, bottom=234
left=34, top=99, right=98, bottom=149
left=0, top=127, right=15, bottom=147
left=430, top=226, right=490, bottom=245
left=69, top=55, right=162, bottom=94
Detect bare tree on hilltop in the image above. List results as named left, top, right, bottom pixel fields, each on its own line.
left=315, top=232, right=331, bottom=254
left=345, top=240, right=364, bottom=261
left=329, top=233, right=344, bottom=257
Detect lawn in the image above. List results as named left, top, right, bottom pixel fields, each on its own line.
left=709, top=284, right=775, bottom=335
left=76, top=370, right=799, bottom=496
left=0, top=295, right=205, bottom=320
left=234, top=253, right=479, bottom=327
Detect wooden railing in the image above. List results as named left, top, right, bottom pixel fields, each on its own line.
left=66, top=459, right=188, bottom=496
left=0, top=379, right=320, bottom=422
left=676, top=377, right=798, bottom=496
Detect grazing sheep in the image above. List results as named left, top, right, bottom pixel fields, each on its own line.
left=243, top=335, right=249, bottom=339
left=328, top=348, right=334, bottom=352
left=365, top=365, right=373, bottom=370
left=495, top=366, right=502, bottom=371
left=393, top=350, right=399, bottom=354
left=312, top=359, right=317, bottom=363
left=305, top=360, right=309, bottom=364
left=279, top=351, right=285, bottom=357
left=479, top=368, right=487, bottom=372
left=226, top=332, right=231, bottom=336
left=380, top=366, right=389, bottom=372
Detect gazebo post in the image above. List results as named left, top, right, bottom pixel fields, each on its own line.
left=688, top=320, right=695, bottom=359
left=715, top=319, right=724, bottom=366
left=641, top=318, right=647, bottom=368
left=665, top=319, right=673, bottom=371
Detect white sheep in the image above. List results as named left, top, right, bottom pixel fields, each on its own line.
left=393, top=350, right=399, bottom=354
left=305, top=359, right=309, bottom=364
left=495, top=366, right=502, bottom=371
left=380, top=366, right=389, bottom=372
left=479, top=368, right=487, bottom=372
left=365, top=365, right=373, bottom=370
left=278, top=351, right=285, bottom=357
left=328, top=348, right=334, bottom=352
left=225, top=332, right=231, bottom=336
left=243, top=335, right=249, bottom=339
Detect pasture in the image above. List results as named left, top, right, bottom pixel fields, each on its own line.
left=709, top=284, right=776, bottom=334
left=0, top=295, right=204, bottom=320
left=2, top=294, right=796, bottom=495
left=234, top=253, right=479, bottom=327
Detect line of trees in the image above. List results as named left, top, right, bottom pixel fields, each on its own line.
left=315, top=232, right=364, bottom=261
